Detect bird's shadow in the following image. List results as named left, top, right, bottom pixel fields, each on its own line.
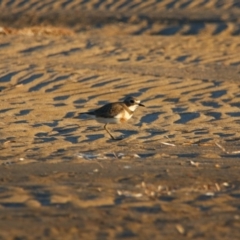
left=81, top=134, right=105, bottom=142
left=81, top=128, right=138, bottom=142
left=113, top=129, right=139, bottom=140
left=84, top=126, right=102, bottom=132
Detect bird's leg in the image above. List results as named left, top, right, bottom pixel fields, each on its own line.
left=104, top=123, right=116, bottom=140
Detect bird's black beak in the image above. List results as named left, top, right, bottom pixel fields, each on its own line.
left=139, top=103, right=145, bottom=107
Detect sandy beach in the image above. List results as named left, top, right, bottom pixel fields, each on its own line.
left=0, top=0, right=240, bottom=239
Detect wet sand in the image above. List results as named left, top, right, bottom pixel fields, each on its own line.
left=0, top=0, right=240, bottom=239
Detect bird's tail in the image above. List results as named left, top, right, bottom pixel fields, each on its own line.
left=74, top=111, right=95, bottom=119
left=80, top=112, right=95, bottom=115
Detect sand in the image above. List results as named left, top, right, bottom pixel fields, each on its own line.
left=0, top=0, right=240, bottom=239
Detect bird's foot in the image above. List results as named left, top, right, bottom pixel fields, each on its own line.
left=110, top=135, right=124, bottom=141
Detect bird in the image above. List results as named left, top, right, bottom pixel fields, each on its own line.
left=80, top=96, right=145, bottom=140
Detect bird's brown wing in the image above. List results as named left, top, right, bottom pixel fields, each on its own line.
left=94, top=102, right=124, bottom=118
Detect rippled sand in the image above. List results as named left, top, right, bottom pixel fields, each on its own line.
left=0, top=0, right=240, bottom=239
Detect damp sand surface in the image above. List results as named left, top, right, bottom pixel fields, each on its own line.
left=0, top=0, right=240, bottom=239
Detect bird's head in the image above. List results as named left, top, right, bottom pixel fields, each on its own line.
left=124, top=96, right=145, bottom=111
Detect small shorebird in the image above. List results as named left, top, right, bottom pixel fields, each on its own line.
left=81, top=96, right=145, bottom=140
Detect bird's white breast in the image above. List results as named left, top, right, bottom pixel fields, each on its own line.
left=128, top=104, right=139, bottom=112
left=116, top=109, right=133, bottom=121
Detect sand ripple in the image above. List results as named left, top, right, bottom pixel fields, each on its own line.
left=0, top=1, right=240, bottom=239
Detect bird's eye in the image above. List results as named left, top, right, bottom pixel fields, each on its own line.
left=130, top=99, right=134, bottom=103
